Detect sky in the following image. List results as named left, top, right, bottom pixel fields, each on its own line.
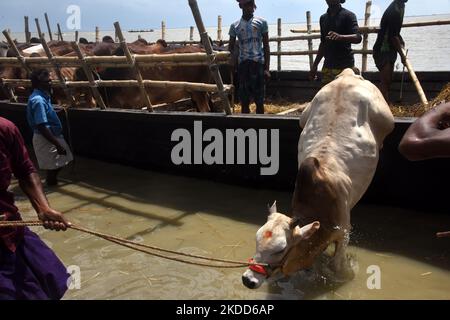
left=1, top=0, right=450, bottom=32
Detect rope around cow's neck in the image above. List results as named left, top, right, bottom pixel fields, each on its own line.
left=0, top=220, right=268, bottom=269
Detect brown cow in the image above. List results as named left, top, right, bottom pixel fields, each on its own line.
left=89, top=43, right=218, bottom=112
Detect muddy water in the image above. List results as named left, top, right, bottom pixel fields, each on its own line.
left=12, top=158, right=450, bottom=300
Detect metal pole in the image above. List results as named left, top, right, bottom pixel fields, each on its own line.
left=188, top=0, right=233, bottom=115
left=45, top=13, right=54, bottom=41
left=75, top=30, right=79, bottom=43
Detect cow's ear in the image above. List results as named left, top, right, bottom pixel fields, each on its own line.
left=293, top=221, right=320, bottom=241
left=267, top=201, right=277, bottom=216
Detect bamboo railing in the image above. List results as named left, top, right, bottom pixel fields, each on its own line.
left=0, top=24, right=234, bottom=112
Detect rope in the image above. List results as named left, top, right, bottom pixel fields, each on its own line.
left=0, top=220, right=267, bottom=269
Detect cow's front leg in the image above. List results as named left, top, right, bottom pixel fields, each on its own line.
left=332, top=233, right=355, bottom=281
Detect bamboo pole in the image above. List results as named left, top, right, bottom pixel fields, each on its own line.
left=362, top=1, right=372, bottom=72
left=277, top=18, right=282, bottom=72
left=271, top=49, right=372, bottom=56
left=399, top=48, right=428, bottom=106
left=24, top=16, right=31, bottom=44
left=114, top=21, right=153, bottom=111
left=95, top=26, right=100, bottom=43
left=161, top=21, right=166, bottom=40
left=291, top=19, right=450, bottom=34
left=2, top=79, right=233, bottom=92
left=5, top=86, right=17, bottom=103
left=44, top=13, right=53, bottom=41
left=168, top=34, right=323, bottom=45
left=0, top=30, right=19, bottom=103
left=188, top=0, right=233, bottom=115
left=190, top=26, right=194, bottom=41
left=217, top=15, right=222, bottom=41
left=0, top=58, right=230, bottom=69
left=2, top=30, right=31, bottom=73
left=306, top=12, right=313, bottom=70
left=35, top=20, right=43, bottom=41
left=57, top=23, right=63, bottom=41
left=35, top=18, right=75, bottom=106
left=0, top=52, right=231, bottom=67
left=71, top=42, right=107, bottom=110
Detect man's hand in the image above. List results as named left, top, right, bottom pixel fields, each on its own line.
left=326, top=31, right=342, bottom=41
left=56, top=144, right=67, bottom=156
left=264, top=70, right=271, bottom=81
left=38, top=208, right=71, bottom=231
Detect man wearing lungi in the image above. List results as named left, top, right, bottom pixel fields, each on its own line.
left=26, top=69, right=73, bottom=186
left=310, top=0, right=362, bottom=85
left=0, top=117, right=70, bottom=299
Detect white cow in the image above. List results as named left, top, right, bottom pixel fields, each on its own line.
left=242, top=69, right=394, bottom=289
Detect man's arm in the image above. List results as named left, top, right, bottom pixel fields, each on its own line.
left=388, top=10, right=406, bottom=63
left=399, top=103, right=450, bottom=161
left=262, top=32, right=271, bottom=80
left=19, top=172, right=71, bottom=231
left=9, top=123, right=70, bottom=231
left=229, top=36, right=236, bottom=55
left=326, top=12, right=362, bottom=44
left=326, top=32, right=362, bottom=44
left=310, top=42, right=325, bottom=81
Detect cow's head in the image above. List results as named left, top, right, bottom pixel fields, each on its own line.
left=242, top=202, right=320, bottom=289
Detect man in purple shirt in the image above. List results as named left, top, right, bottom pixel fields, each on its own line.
left=0, top=117, right=70, bottom=299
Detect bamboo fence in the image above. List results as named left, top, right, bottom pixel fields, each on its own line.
left=0, top=19, right=234, bottom=111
